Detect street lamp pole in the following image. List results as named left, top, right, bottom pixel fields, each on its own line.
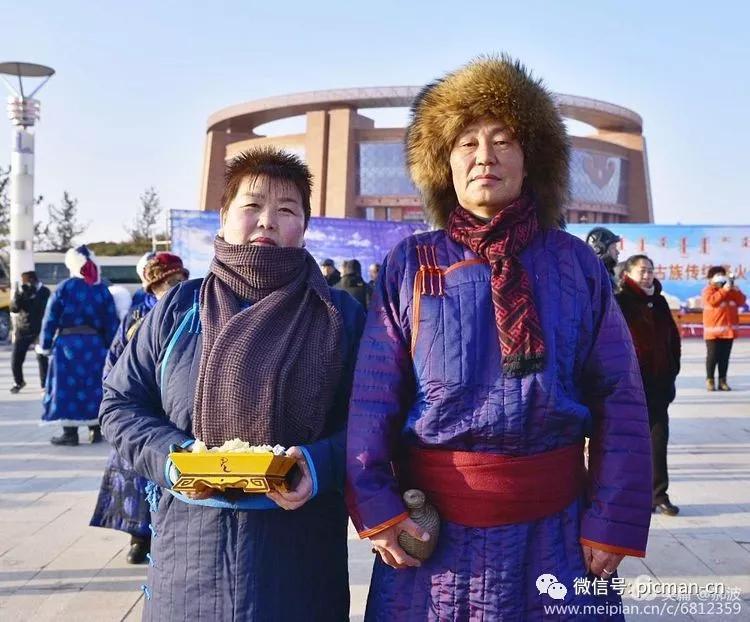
left=0, top=62, right=55, bottom=289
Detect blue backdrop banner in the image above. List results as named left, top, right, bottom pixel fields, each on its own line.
left=170, top=210, right=749, bottom=307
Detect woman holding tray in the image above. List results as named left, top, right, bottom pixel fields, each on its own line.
left=100, top=147, right=365, bottom=621
left=345, top=56, right=653, bottom=620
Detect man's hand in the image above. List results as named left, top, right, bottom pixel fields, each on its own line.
left=266, top=446, right=313, bottom=510
left=370, top=517, right=430, bottom=569
left=582, top=544, right=624, bottom=578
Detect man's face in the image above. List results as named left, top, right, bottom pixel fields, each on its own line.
left=321, top=265, right=334, bottom=277
left=449, top=116, right=526, bottom=220
left=607, top=242, right=620, bottom=261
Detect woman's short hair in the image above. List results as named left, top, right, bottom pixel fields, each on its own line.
left=623, top=254, right=654, bottom=272
left=221, top=146, right=313, bottom=225
left=706, top=265, right=727, bottom=279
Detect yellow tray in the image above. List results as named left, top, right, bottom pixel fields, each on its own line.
left=169, top=450, right=299, bottom=494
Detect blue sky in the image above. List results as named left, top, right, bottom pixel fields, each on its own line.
left=3, top=1, right=748, bottom=241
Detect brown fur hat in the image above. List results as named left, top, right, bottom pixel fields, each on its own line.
left=406, top=54, right=570, bottom=229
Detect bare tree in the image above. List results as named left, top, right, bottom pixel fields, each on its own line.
left=127, top=186, right=162, bottom=242
left=44, top=191, right=87, bottom=251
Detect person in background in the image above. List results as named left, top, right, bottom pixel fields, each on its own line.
left=368, top=262, right=381, bottom=287
left=335, top=259, right=368, bottom=309
left=36, top=245, right=119, bottom=446
left=320, top=257, right=341, bottom=287
left=586, top=226, right=621, bottom=288
left=616, top=255, right=681, bottom=516
left=107, top=284, right=132, bottom=322
left=91, top=252, right=189, bottom=564
left=613, top=260, right=627, bottom=292
left=9, top=271, right=51, bottom=393
left=366, top=262, right=381, bottom=308
left=702, top=266, right=746, bottom=391
left=130, top=251, right=156, bottom=308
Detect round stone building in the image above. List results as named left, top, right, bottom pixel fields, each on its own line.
left=200, top=87, right=652, bottom=224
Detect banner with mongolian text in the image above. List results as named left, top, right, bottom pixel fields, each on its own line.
left=170, top=210, right=748, bottom=307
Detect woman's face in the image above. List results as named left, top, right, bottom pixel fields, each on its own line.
left=449, top=117, right=526, bottom=219
left=627, top=259, right=655, bottom=290
left=221, top=175, right=306, bottom=248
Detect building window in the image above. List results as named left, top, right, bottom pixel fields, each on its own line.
left=357, top=142, right=418, bottom=196
left=570, top=148, right=629, bottom=206
left=100, top=265, right=139, bottom=284
left=34, top=262, right=67, bottom=285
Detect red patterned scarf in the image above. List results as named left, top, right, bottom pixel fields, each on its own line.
left=447, top=192, right=545, bottom=376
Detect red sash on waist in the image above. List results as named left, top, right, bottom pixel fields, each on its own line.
left=404, top=443, right=585, bottom=527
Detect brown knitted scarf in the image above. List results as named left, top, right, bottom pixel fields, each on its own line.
left=192, top=237, right=343, bottom=448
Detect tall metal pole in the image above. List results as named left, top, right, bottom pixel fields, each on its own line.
left=7, top=97, right=39, bottom=288
left=0, top=62, right=54, bottom=290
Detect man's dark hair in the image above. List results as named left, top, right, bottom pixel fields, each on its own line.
left=21, top=270, right=38, bottom=282
left=707, top=266, right=727, bottom=280
left=221, top=146, right=313, bottom=225
left=342, top=259, right=362, bottom=277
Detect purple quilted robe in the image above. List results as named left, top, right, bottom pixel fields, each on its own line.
left=346, top=229, right=652, bottom=621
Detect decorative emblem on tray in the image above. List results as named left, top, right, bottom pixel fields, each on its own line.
left=169, top=439, right=300, bottom=494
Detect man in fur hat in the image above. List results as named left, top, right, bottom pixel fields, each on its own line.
left=346, top=56, right=652, bottom=620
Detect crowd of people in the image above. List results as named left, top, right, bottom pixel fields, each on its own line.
left=583, top=225, right=746, bottom=517
left=3, top=54, right=746, bottom=620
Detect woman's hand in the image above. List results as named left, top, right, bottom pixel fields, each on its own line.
left=582, top=544, right=624, bottom=578
left=183, top=482, right=215, bottom=500
left=266, top=446, right=313, bottom=510
left=370, top=517, right=430, bottom=569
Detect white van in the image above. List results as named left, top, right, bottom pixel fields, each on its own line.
left=34, top=252, right=142, bottom=294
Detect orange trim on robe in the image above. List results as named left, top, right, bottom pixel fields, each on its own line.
left=410, top=271, right=423, bottom=356
left=443, top=258, right=488, bottom=275
left=579, top=537, right=646, bottom=558
left=358, top=511, right=410, bottom=539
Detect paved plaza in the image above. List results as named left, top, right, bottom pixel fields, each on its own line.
left=0, top=340, right=748, bottom=621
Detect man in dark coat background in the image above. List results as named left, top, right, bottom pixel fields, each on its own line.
left=9, top=271, right=51, bottom=393
left=320, top=258, right=341, bottom=287
left=586, top=226, right=622, bottom=289
left=335, top=259, right=369, bottom=309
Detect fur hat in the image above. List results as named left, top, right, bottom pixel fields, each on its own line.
left=65, top=245, right=100, bottom=285
left=406, top=54, right=570, bottom=229
left=143, top=252, right=189, bottom=293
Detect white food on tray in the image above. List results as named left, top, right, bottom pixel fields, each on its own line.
left=191, top=438, right=287, bottom=455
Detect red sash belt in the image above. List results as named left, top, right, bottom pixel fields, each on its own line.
left=404, top=443, right=585, bottom=527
